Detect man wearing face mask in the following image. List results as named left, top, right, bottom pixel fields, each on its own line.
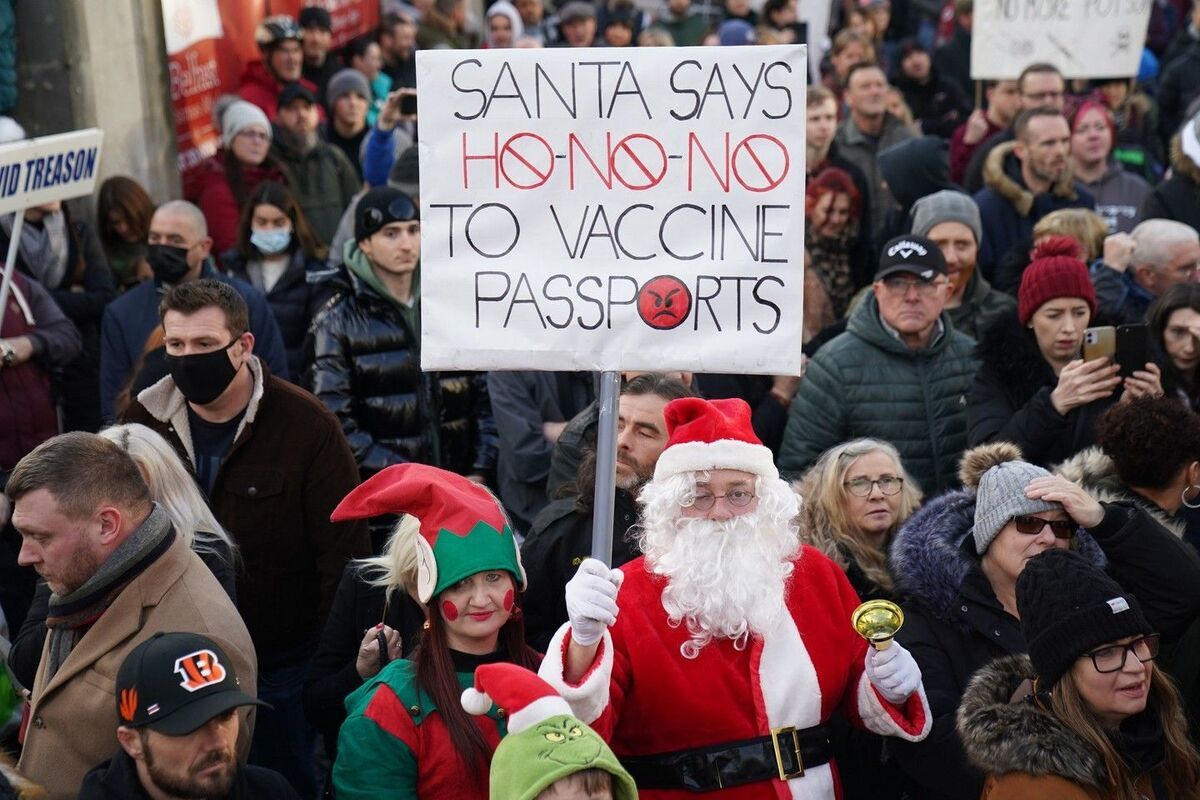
left=123, top=279, right=369, bottom=798
left=98, top=200, right=289, bottom=423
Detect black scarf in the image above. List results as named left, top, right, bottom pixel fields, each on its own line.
left=1113, top=709, right=1166, bottom=778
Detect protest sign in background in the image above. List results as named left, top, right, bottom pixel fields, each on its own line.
left=161, top=0, right=379, bottom=195
left=970, top=0, right=1152, bottom=79
left=417, top=46, right=808, bottom=376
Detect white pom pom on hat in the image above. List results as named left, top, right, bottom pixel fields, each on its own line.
left=459, top=663, right=572, bottom=734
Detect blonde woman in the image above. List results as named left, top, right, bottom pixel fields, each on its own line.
left=798, top=437, right=922, bottom=602
left=7, top=423, right=238, bottom=689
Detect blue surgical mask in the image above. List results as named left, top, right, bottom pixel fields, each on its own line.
left=250, top=228, right=291, bottom=255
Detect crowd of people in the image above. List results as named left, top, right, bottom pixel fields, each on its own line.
left=2, top=0, right=1200, bottom=798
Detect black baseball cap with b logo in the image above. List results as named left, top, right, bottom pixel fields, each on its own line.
left=115, top=632, right=268, bottom=736
left=875, top=234, right=948, bottom=282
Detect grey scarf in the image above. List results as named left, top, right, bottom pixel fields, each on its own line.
left=44, top=504, right=175, bottom=679
left=0, top=211, right=69, bottom=289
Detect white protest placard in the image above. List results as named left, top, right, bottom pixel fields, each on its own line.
left=416, top=46, right=806, bottom=375
left=971, top=0, right=1152, bottom=80
left=0, top=129, right=105, bottom=216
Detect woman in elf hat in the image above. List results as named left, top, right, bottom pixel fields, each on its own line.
left=958, top=549, right=1200, bottom=799
left=329, top=463, right=540, bottom=799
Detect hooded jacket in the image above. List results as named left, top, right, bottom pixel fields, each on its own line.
left=269, top=137, right=360, bottom=247
left=306, top=247, right=497, bottom=479
left=974, top=142, right=1095, bottom=279
left=890, top=472, right=1200, bottom=799
left=1138, top=134, right=1200, bottom=233
left=876, top=136, right=953, bottom=247
left=778, top=293, right=978, bottom=494
left=834, top=113, right=917, bottom=235
left=891, top=67, right=970, bottom=139
left=945, top=269, right=1015, bottom=341
left=958, top=654, right=1162, bottom=799
left=967, top=311, right=1110, bottom=467
left=1082, top=159, right=1151, bottom=234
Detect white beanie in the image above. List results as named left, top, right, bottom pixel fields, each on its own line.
left=221, top=101, right=272, bottom=148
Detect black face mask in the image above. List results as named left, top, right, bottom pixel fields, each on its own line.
left=148, top=243, right=192, bottom=285
left=166, top=339, right=242, bottom=405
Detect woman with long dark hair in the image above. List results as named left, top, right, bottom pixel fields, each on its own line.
left=959, top=548, right=1200, bottom=799
left=1148, top=282, right=1200, bottom=410
left=96, top=176, right=154, bottom=290
left=221, top=180, right=329, bottom=378
left=190, top=99, right=289, bottom=254
left=331, top=464, right=540, bottom=799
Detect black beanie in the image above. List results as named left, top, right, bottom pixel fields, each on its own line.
left=1016, top=549, right=1153, bottom=688
left=355, top=186, right=418, bottom=242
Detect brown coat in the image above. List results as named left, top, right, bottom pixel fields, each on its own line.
left=17, top=531, right=256, bottom=800
left=123, top=357, right=369, bottom=667
left=982, top=771, right=1156, bottom=799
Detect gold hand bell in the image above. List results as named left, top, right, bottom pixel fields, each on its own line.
left=851, top=599, right=905, bottom=651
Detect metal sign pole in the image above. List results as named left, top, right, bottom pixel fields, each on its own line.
left=589, top=370, right=621, bottom=564
left=0, top=211, right=25, bottom=338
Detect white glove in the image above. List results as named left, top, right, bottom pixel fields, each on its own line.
left=864, top=641, right=921, bottom=705
left=565, top=558, right=624, bottom=647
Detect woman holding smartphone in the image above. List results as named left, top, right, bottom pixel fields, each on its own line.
left=969, top=236, right=1160, bottom=468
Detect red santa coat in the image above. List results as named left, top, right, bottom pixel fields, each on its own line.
left=540, top=545, right=931, bottom=800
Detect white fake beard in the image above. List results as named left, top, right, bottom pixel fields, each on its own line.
left=638, top=495, right=799, bottom=659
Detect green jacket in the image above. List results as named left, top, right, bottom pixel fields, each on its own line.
left=946, top=271, right=1016, bottom=341
left=271, top=141, right=360, bottom=247
left=334, top=659, right=508, bottom=800
left=779, top=293, right=979, bottom=493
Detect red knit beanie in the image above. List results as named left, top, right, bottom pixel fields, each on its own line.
left=1017, top=236, right=1097, bottom=326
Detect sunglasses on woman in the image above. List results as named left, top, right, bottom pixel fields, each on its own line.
left=1084, top=634, right=1160, bottom=673
left=1011, top=515, right=1076, bottom=539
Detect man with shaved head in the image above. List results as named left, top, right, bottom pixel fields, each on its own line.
left=1091, top=219, right=1200, bottom=324
left=99, top=200, right=289, bottom=422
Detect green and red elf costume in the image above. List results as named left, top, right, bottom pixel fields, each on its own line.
left=329, top=464, right=529, bottom=800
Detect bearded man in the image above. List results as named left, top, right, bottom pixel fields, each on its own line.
left=539, top=397, right=931, bottom=799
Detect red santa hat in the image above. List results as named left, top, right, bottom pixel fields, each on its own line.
left=460, top=663, right=572, bottom=733
left=653, top=397, right=778, bottom=482
left=330, top=464, right=526, bottom=604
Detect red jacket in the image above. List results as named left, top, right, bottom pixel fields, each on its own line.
left=189, top=154, right=287, bottom=255
left=238, top=61, right=324, bottom=123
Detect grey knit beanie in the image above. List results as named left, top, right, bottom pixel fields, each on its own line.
left=960, top=443, right=1062, bottom=554
left=327, top=68, right=372, bottom=107
left=911, top=189, right=982, bottom=245
left=221, top=100, right=271, bottom=148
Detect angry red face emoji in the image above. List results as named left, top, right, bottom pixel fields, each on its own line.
left=637, top=275, right=691, bottom=330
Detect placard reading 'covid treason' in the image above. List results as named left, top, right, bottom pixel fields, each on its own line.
left=971, top=0, right=1152, bottom=79
left=416, top=46, right=807, bottom=375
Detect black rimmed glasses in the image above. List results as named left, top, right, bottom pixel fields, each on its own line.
left=1011, top=515, right=1076, bottom=539
left=843, top=476, right=904, bottom=497
left=689, top=489, right=756, bottom=511
left=1083, top=634, right=1160, bottom=673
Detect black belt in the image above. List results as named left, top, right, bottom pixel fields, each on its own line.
left=621, top=724, right=832, bottom=792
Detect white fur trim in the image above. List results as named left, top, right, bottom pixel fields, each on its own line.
left=653, top=439, right=779, bottom=482
left=1184, top=116, right=1200, bottom=165
left=856, top=673, right=932, bottom=742
left=506, top=694, right=573, bottom=734
left=536, top=624, right=613, bottom=725
left=460, top=687, right=492, bottom=716
left=759, top=614, right=836, bottom=799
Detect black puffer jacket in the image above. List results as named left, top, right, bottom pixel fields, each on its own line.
left=891, top=68, right=970, bottom=139
left=966, top=312, right=1111, bottom=467
left=306, top=265, right=496, bottom=478
left=223, top=248, right=332, bottom=380
left=889, top=473, right=1200, bottom=799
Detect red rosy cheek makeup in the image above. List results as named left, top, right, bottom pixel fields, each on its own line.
left=441, top=600, right=459, bottom=622
left=503, top=589, right=515, bottom=612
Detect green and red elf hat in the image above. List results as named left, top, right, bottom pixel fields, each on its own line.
left=331, top=464, right=526, bottom=604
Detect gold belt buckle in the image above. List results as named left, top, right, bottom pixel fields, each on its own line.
left=770, top=725, right=805, bottom=781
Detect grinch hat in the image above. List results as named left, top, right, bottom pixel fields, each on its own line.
left=461, top=664, right=638, bottom=800
left=331, top=464, right=526, bottom=603
left=653, top=397, right=778, bottom=482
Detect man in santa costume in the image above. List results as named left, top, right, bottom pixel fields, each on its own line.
left=538, top=396, right=932, bottom=799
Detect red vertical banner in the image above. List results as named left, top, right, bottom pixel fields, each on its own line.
left=163, top=0, right=379, bottom=196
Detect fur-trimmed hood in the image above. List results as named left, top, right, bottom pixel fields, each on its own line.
left=984, top=141, right=1081, bottom=217
left=975, top=311, right=1057, bottom=408
left=891, top=488, right=1106, bottom=625
left=1170, top=133, right=1200, bottom=186
left=1054, top=447, right=1186, bottom=538
left=957, top=654, right=1107, bottom=788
